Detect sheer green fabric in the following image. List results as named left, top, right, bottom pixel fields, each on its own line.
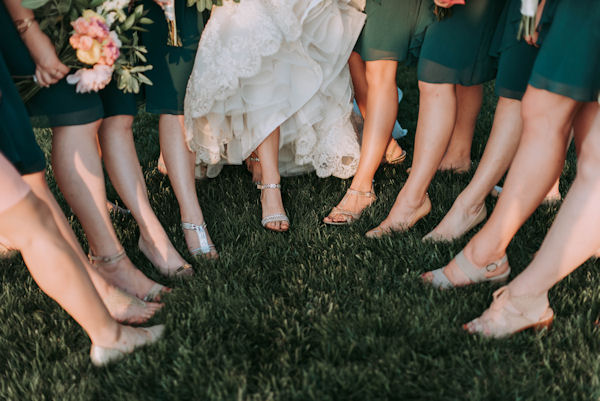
left=0, top=53, right=45, bottom=175
left=418, top=0, right=506, bottom=86
left=529, top=0, right=600, bottom=102
left=355, top=0, right=434, bottom=64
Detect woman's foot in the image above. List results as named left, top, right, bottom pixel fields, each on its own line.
left=422, top=198, right=487, bottom=242
left=90, top=250, right=170, bottom=302
left=245, top=152, right=262, bottom=184
left=463, top=286, right=553, bottom=338
left=157, top=153, right=168, bottom=175
left=181, top=221, right=219, bottom=260
left=138, top=235, right=193, bottom=277
left=103, top=286, right=163, bottom=324
left=421, top=249, right=510, bottom=289
left=259, top=183, right=289, bottom=232
left=323, top=187, right=377, bottom=225
left=366, top=193, right=431, bottom=238
left=438, top=156, right=472, bottom=173
left=90, top=324, right=165, bottom=366
left=381, top=139, right=407, bottom=165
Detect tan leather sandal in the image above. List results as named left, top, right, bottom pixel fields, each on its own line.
left=324, top=188, right=377, bottom=226
left=463, top=286, right=554, bottom=338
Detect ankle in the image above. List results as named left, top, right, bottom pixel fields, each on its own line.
left=464, top=242, right=505, bottom=268
left=90, top=323, right=121, bottom=347
left=455, top=195, right=485, bottom=216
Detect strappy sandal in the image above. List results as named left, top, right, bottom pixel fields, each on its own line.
left=324, top=188, right=377, bottom=226
left=181, top=222, right=218, bottom=259
left=424, top=250, right=510, bottom=290
left=382, top=149, right=407, bottom=165
left=257, top=183, right=289, bottom=232
left=463, top=286, right=554, bottom=338
left=88, top=250, right=167, bottom=302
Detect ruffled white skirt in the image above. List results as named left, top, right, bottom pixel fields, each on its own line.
left=184, top=0, right=365, bottom=178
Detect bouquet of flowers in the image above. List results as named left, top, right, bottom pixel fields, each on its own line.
left=18, top=0, right=153, bottom=101
left=434, top=0, right=466, bottom=21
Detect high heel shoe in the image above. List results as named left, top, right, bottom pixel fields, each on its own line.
left=181, top=222, right=218, bottom=259
left=324, top=187, right=377, bottom=226
left=257, top=183, right=289, bottom=232
left=463, top=286, right=554, bottom=338
left=138, top=237, right=194, bottom=278
left=89, top=250, right=167, bottom=302
left=90, top=325, right=165, bottom=366
left=423, top=250, right=510, bottom=289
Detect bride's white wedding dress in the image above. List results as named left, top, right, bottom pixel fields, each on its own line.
left=184, top=0, right=365, bottom=179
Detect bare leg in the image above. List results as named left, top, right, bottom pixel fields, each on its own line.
left=0, top=192, right=164, bottom=362
left=0, top=192, right=118, bottom=346
left=159, top=114, right=217, bottom=258
left=425, top=87, right=580, bottom=286
left=425, top=97, right=522, bottom=241
left=22, top=171, right=162, bottom=323
left=256, top=127, right=289, bottom=232
left=98, top=115, right=190, bottom=275
left=509, top=104, right=600, bottom=297
left=366, top=81, right=461, bottom=236
left=464, top=105, right=600, bottom=336
left=438, top=84, right=483, bottom=172
left=324, top=60, right=398, bottom=224
left=51, top=121, right=167, bottom=300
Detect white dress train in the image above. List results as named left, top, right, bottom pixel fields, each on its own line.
left=184, top=0, right=365, bottom=179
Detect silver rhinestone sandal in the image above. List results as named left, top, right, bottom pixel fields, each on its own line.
left=257, top=183, right=289, bottom=231
left=181, top=222, right=218, bottom=259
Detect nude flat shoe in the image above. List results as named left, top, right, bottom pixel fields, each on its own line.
left=424, top=250, right=510, bottom=289
left=463, top=286, right=554, bottom=338
left=90, top=325, right=165, bottom=366
left=422, top=204, right=487, bottom=242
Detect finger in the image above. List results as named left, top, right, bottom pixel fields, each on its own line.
left=57, top=63, right=70, bottom=76
left=39, top=70, right=56, bottom=87
left=34, top=70, right=48, bottom=87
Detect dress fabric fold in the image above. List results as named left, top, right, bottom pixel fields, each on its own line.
left=184, top=0, right=365, bottom=178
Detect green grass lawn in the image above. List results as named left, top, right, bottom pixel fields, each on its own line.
left=1, top=66, right=599, bottom=401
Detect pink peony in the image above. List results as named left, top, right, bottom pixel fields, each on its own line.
left=100, top=38, right=120, bottom=66
left=66, top=64, right=114, bottom=93
left=70, top=34, right=95, bottom=51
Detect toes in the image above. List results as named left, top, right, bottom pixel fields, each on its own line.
left=420, top=272, right=433, bottom=283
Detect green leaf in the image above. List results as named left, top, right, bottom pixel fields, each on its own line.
left=121, top=13, right=136, bottom=31
left=139, top=17, right=153, bottom=25
left=21, top=0, right=50, bottom=10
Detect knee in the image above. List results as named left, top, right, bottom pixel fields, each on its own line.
left=101, top=115, right=134, bottom=136
left=417, top=80, right=454, bottom=98
left=365, top=61, right=397, bottom=88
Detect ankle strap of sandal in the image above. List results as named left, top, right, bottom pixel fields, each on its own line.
left=88, top=249, right=126, bottom=266
left=181, top=222, right=207, bottom=231
left=347, top=188, right=376, bottom=198
left=257, top=183, right=281, bottom=190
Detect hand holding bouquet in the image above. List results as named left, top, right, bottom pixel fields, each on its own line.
left=18, top=0, right=153, bottom=100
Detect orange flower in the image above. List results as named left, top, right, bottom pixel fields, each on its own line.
left=76, top=39, right=102, bottom=65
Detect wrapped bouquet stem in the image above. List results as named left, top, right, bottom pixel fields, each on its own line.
left=518, top=0, right=539, bottom=39
left=153, top=0, right=181, bottom=46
